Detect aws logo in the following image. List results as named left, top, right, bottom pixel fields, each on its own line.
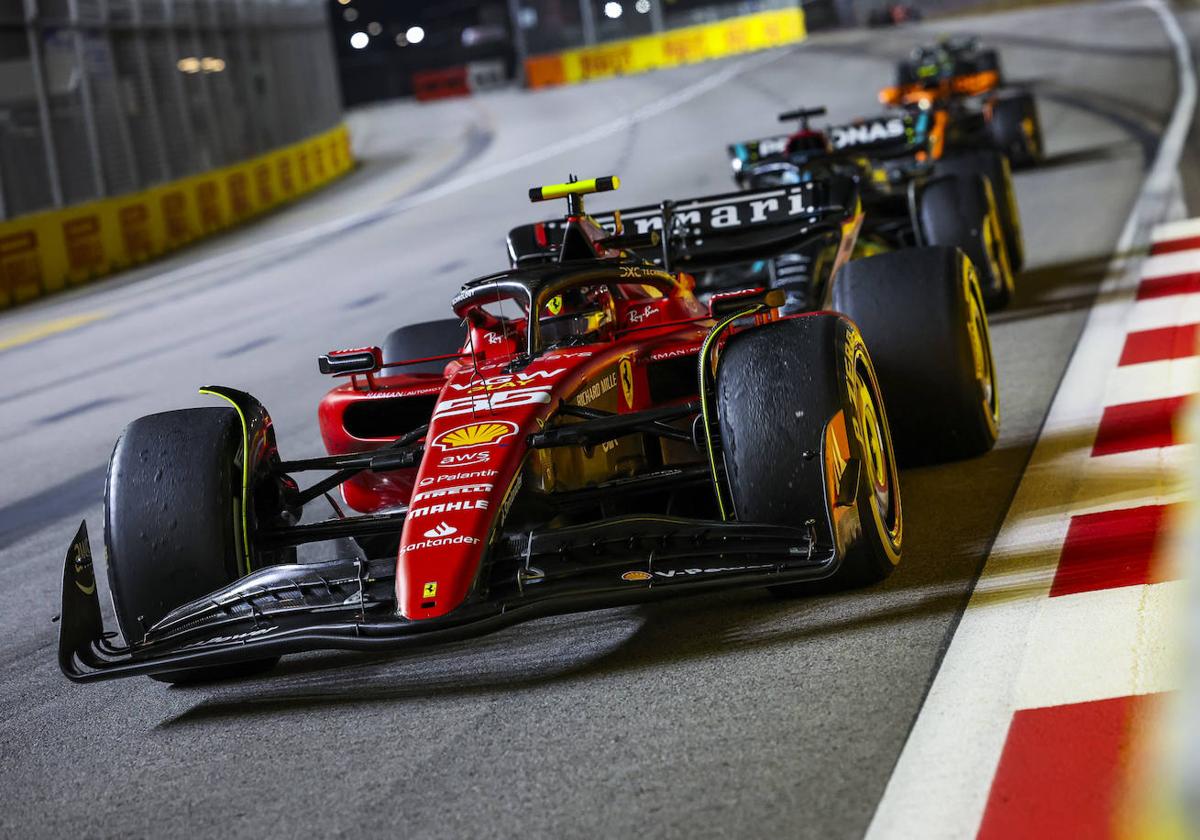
left=432, top=421, right=517, bottom=451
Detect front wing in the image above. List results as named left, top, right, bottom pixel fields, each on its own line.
left=59, top=516, right=839, bottom=682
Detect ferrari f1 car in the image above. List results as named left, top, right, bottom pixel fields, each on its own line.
left=881, top=36, right=1043, bottom=170
left=59, top=175, right=997, bottom=683
left=729, top=105, right=1021, bottom=309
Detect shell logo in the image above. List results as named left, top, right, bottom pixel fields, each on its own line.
left=432, top=421, right=518, bottom=450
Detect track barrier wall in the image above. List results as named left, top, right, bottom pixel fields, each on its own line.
left=0, top=124, right=354, bottom=312
left=523, top=7, right=807, bottom=89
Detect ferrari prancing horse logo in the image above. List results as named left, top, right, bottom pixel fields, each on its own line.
left=619, top=358, right=634, bottom=409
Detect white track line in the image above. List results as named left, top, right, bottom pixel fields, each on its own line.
left=1012, top=581, right=1185, bottom=710
left=1127, top=293, right=1200, bottom=332
left=864, top=1, right=1196, bottom=837
left=1105, top=356, right=1200, bottom=405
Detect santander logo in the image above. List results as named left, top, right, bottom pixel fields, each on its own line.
left=423, top=522, right=457, bottom=539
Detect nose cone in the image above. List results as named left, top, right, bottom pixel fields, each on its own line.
left=395, top=359, right=574, bottom=619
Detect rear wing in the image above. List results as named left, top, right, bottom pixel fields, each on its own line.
left=728, top=134, right=792, bottom=170
left=507, top=178, right=859, bottom=274
left=729, top=113, right=929, bottom=175
left=826, top=113, right=926, bottom=156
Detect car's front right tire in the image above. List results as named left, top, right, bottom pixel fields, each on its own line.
left=105, top=407, right=278, bottom=683
left=716, top=315, right=903, bottom=593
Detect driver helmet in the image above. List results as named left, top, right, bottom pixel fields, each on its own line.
left=539, top=286, right=615, bottom=346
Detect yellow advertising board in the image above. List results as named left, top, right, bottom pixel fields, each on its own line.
left=525, top=8, right=806, bottom=89
left=0, top=124, right=354, bottom=310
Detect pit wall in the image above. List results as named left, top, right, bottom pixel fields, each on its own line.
left=524, top=7, right=807, bottom=89
left=0, top=124, right=354, bottom=311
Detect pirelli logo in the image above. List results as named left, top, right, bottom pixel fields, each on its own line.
left=63, top=215, right=104, bottom=274
left=161, top=191, right=192, bottom=243
left=254, top=164, right=274, bottom=205
left=119, top=204, right=153, bottom=259
left=0, top=231, right=43, bottom=298
left=227, top=171, right=251, bottom=218
left=277, top=158, right=295, bottom=196
left=196, top=181, right=222, bottom=231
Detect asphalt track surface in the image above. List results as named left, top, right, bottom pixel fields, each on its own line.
left=0, top=3, right=1190, bottom=837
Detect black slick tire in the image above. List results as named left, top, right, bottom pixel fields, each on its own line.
left=935, top=149, right=1024, bottom=273
left=919, top=172, right=1014, bottom=311
left=716, top=315, right=902, bottom=593
left=105, top=407, right=277, bottom=683
left=988, top=91, right=1043, bottom=169
left=833, top=246, right=1000, bottom=465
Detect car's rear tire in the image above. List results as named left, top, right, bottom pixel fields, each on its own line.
left=716, top=315, right=902, bottom=593
left=105, top=407, right=278, bottom=683
left=920, top=172, right=1014, bottom=310
left=989, top=92, right=1043, bottom=169
left=833, top=246, right=1000, bottom=465
left=381, top=318, right=466, bottom=375
left=935, top=149, right=1024, bottom=274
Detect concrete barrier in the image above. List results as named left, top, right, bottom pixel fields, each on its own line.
left=0, top=124, right=354, bottom=311
left=524, top=8, right=807, bottom=89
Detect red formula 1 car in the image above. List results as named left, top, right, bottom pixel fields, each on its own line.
left=59, top=175, right=996, bottom=683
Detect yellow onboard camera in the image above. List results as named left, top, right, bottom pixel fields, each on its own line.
left=528, top=175, right=620, bottom=204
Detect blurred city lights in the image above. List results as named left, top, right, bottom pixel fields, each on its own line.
left=604, top=2, right=623, bottom=19
left=395, top=33, right=407, bottom=46
left=405, top=25, right=426, bottom=44
left=367, top=21, right=382, bottom=36
left=635, top=0, right=651, bottom=12
left=176, top=56, right=226, bottom=74
left=342, top=7, right=357, bottom=22
left=349, top=31, right=369, bottom=49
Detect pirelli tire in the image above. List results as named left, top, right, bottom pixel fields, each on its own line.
left=988, top=91, right=1043, bottom=170
left=716, top=314, right=902, bottom=594
left=935, top=149, right=1024, bottom=274
left=381, top=318, right=467, bottom=374
left=832, top=246, right=1000, bottom=465
left=104, top=408, right=278, bottom=684
left=919, top=171, right=1014, bottom=311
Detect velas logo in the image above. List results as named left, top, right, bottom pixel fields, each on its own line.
left=433, top=421, right=517, bottom=450
left=424, top=522, right=457, bottom=539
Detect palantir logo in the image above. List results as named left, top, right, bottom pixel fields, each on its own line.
left=423, top=522, right=457, bottom=539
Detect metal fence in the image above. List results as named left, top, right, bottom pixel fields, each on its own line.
left=0, top=0, right=342, bottom=222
